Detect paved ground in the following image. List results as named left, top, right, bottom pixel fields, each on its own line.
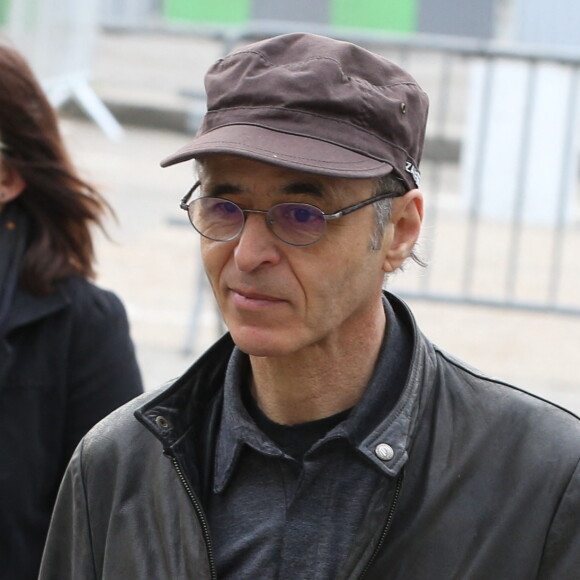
left=54, top=29, right=580, bottom=416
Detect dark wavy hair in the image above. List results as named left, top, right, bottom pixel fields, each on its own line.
left=0, top=43, right=111, bottom=295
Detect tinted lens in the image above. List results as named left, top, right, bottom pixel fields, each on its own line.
left=268, top=203, right=326, bottom=246
left=190, top=197, right=244, bottom=241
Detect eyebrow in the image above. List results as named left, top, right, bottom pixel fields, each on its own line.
left=207, top=183, right=242, bottom=197
left=206, top=181, right=325, bottom=199
left=281, top=181, right=325, bottom=198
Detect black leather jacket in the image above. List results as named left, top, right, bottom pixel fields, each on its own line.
left=39, top=295, right=580, bottom=579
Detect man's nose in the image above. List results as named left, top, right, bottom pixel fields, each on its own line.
left=233, top=213, right=282, bottom=271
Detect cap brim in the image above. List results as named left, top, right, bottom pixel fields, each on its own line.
left=160, top=125, right=394, bottom=179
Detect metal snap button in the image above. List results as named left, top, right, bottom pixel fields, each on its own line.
left=375, top=443, right=394, bottom=461
left=400, top=102, right=407, bottom=114
left=155, top=415, right=170, bottom=429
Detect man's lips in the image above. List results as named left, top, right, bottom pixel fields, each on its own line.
left=229, top=287, right=287, bottom=308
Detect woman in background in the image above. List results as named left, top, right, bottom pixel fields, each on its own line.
left=0, top=43, right=143, bottom=579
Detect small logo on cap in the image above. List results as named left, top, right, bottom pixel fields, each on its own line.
left=405, top=161, right=421, bottom=187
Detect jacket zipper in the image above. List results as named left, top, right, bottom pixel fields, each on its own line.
left=168, top=454, right=217, bottom=580
left=357, top=472, right=404, bottom=580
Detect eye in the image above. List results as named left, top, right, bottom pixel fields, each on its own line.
left=267, top=202, right=327, bottom=245
left=291, top=206, right=318, bottom=223
left=206, top=199, right=239, bottom=218
left=276, top=204, right=322, bottom=226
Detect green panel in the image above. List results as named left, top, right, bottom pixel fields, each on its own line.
left=331, top=0, right=418, bottom=33
left=0, top=0, right=9, bottom=26
left=164, top=0, right=250, bottom=25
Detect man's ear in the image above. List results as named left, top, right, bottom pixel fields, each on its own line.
left=0, top=164, right=26, bottom=203
left=382, top=189, right=423, bottom=273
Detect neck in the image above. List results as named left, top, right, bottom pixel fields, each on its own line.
left=248, top=303, right=386, bottom=425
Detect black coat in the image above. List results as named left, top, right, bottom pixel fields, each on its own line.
left=39, top=294, right=580, bottom=580
left=0, top=276, right=143, bottom=580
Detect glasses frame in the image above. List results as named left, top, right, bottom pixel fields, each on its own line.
left=180, top=180, right=404, bottom=247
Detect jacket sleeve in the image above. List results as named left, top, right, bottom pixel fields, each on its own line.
left=39, top=440, right=97, bottom=580
left=62, top=281, right=143, bottom=464
left=537, top=457, right=580, bottom=579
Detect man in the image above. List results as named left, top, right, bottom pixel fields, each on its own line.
left=40, top=33, right=579, bottom=579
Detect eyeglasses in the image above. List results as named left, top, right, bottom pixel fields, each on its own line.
left=180, top=181, right=401, bottom=247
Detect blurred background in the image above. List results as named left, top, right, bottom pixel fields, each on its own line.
left=1, top=0, right=579, bottom=413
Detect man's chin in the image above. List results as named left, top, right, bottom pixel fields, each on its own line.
left=229, top=327, right=300, bottom=359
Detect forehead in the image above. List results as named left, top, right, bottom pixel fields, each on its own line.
left=197, top=154, right=375, bottom=200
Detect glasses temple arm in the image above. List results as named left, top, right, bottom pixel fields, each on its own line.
left=180, top=180, right=201, bottom=210
left=325, top=191, right=402, bottom=220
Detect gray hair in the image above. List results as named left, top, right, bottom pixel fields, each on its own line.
left=371, top=173, right=426, bottom=269
left=369, top=174, right=405, bottom=250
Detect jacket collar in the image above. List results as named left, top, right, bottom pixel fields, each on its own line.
left=135, top=332, right=235, bottom=449
left=355, top=294, right=436, bottom=477
left=3, top=284, right=70, bottom=335
left=0, top=283, right=72, bottom=385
